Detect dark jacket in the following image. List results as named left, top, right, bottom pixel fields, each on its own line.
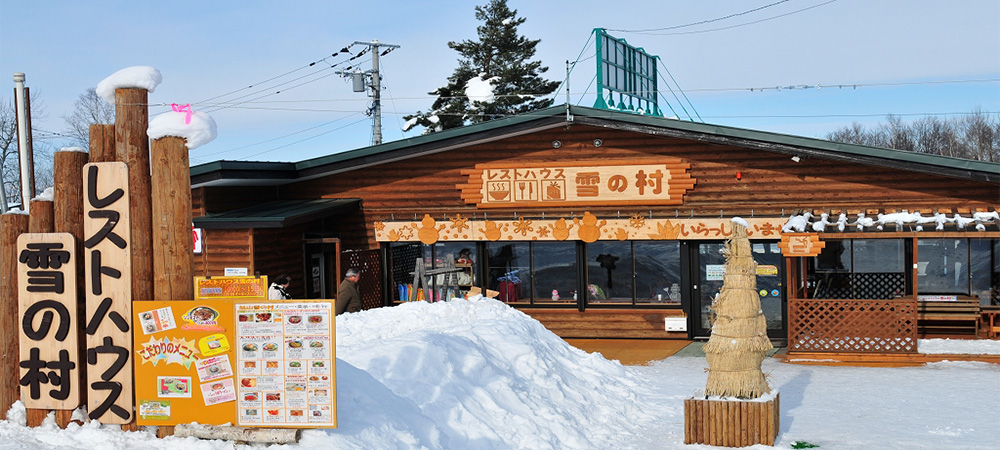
left=336, top=278, right=361, bottom=315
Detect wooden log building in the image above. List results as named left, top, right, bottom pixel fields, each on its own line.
left=190, top=105, right=1000, bottom=346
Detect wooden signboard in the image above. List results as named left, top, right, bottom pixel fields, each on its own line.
left=458, top=158, right=696, bottom=208
left=16, top=233, right=82, bottom=410
left=777, top=233, right=826, bottom=257
left=133, top=299, right=337, bottom=428
left=194, top=276, right=268, bottom=300
left=375, top=214, right=785, bottom=244
left=83, top=162, right=134, bottom=423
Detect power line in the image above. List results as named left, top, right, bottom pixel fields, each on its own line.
left=606, top=0, right=791, bottom=33
left=236, top=117, right=370, bottom=160
left=630, top=0, right=839, bottom=36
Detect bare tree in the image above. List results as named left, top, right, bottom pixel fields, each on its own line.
left=64, top=87, right=114, bottom=150
left=827, top=110, right=1000, bottom=162
left=0, top=94, right=54, bottom=207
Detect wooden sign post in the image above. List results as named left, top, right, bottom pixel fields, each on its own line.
left=83, top=162, right=134, bottom=423
left=16, top=233, right=82, bottom=410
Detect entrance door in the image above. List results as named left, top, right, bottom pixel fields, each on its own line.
left=690, top=241, right=786, bottom=339
left=303, top=238, right=341, bottom=299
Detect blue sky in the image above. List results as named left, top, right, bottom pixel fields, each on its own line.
left=1, top=0, right=997, bottom=165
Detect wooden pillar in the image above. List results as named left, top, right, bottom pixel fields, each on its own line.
left=115, top=88, right=153, bottom=303
left=25, top=199, right=54, bottom=427
left=89, top=124, right=115, bottom=163
left=0, top=213, right=29, bottom=420
left=150, top=136, right=194, bottom=300
left=114, top=88, right=149, bottom=433
left=54, top=150, right=89, bottom=427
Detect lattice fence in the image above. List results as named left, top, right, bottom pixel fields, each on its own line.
left=788, top=298, right=918, bottom=353
left=807, top=272, right=906, bottom=299
left=342, top=249, right=383, bottom=310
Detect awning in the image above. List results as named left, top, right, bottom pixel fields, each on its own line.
left=193, top=199, right=361, bottom=229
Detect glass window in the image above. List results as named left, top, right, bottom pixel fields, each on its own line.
left=917, top=239, right=969, bottom=295
left=970, top=239, right=992, bottom=305
left=487, top=243, right=530, bottom=303
left=853, top=239, right=905, bottom=273
left=634, top=242, right=681, bottom=304
left=532, top=242, right=579, bottom=303
left=808, top=239, right=909, bottom=299
left=587, top=242, right=633, bottom=303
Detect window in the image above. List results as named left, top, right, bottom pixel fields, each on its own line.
left=487, top=242, right=531, bottom=304
left=587, top=241, right=633, bottom=303
left=586, top=241, right=682, bottom=305
left=917, top=239, right=968, bottom=295
left=531, top=242, right=579, bottom=303
left=809, top=239, right=909, bottom=299
left=389, top=242, right=476, bottom=302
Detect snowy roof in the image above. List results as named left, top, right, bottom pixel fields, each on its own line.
left=191, top=104, right=1000, bottom=188
left=781, top=210, right=1000, bottom=233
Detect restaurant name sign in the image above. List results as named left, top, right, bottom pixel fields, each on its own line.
left=458, top=158, right=696, bottom=208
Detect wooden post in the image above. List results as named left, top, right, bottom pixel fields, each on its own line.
left=54, top=150, right=89, bottom=427
left=150, top=136, right=194, bottom=300
left=114, top=88, right=150, bottom=433
left=25, top=198, right=55, bottom=427
left=0, top=213, right=29, bottom=420
left=684, top=394, right=780, bottom=447
left=89, top=124, right=115, bottom=163
left=115, top=88, right=153, bottom=303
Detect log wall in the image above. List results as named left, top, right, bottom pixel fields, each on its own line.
left=524, top=309, right=688, bottom=339
left=276, top=126, right=998, bottom=250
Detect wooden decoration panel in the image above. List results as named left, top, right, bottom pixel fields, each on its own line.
left=457, top=158, right=696, bottom=208
left=83, top=162, right=134, bottom=423
left=374, top=214, right=784, bottom=243
left=787, top=299, right=918, bottom=353
left=16, top=233, right=82, bottom=410
left=777, top=233, right=826, bottom=257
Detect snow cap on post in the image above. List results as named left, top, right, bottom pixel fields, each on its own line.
left=730, top=216, right=749, bottom=228
left=148, top=105, right=217, bottom=149
left=96, top=66, right=163, bottom=103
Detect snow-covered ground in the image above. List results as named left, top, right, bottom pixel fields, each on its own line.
left=1, top=297, right=997, bottom=449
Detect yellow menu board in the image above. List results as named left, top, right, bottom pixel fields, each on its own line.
left=194, top=276, right=269, bottom=300
left=133, top=299, right=337, bottom=428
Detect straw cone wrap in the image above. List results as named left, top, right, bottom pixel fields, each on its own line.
left=703, top=219, right=773, bottom=398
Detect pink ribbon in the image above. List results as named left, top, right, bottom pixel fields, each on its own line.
left=171, top=103, right=193, bottom=124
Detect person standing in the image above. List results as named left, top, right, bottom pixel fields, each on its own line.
left=269, top=274, right=292, bottom=300
left=336, top=268, right=362, bottom=315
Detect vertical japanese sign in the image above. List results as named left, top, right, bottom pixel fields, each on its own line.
left=83, top=162, right=134, bottom=423
left=16, top=233, right=81, bottom=409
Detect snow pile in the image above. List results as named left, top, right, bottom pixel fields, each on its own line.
left=148, top=104, right=218, bottom=149
left=465, top=75, right=498, bottom=105
left=919, top=338, right=1000, bottom=355
left=337, top=296, right=655, bottom=449
left=31, top=187, right=54, bottom=202
left=96, top=66, right=162, bottom=103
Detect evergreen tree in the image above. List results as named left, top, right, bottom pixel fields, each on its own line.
left=403, top=0, right=559, bottom=134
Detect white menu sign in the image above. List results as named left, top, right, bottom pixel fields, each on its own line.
left=234, top=302, right=336, bottom=427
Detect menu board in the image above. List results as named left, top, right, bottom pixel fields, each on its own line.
left=234, top=302, right=335, bottom=426
left=132, top=298, right=336, bottom=428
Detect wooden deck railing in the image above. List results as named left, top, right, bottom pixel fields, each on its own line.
left=788, top=298, right=918, bottom=353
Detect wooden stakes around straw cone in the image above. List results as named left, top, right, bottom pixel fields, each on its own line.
left=150, top=136, right=194, bottom=300
left=89, top=124, right=115, bottom=163
left=0, top=213, right=29, bottom=421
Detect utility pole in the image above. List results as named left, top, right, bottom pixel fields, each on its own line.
left=338, top=40, right=399, bottom=146
left=12, top=72, right=33, bottom=212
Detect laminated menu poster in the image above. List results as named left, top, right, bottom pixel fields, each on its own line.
left=235, top=302, right=336, bottom=427
left=133, top=299, right=337, bottom=428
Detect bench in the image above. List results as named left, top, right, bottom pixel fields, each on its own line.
left=917, top=298, right=980, bottom=337
left=982, top=306, right=1000, bottom=339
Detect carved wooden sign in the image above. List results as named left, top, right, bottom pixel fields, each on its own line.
left=83, top=162, right=134, bottom=423
left=375, top=213, right=785, bottom=243
left=777, top=233, right=826, bottom=257
left=457, top=158, right=696, bottom=208
left=17, top=232, right=81, bottom=410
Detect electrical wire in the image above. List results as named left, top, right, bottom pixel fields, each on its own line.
left=236, top=116, right=370, bottom=160
left=631, top=0, right=838, bottom=36
left=606, top=0, right=791, bottom=33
